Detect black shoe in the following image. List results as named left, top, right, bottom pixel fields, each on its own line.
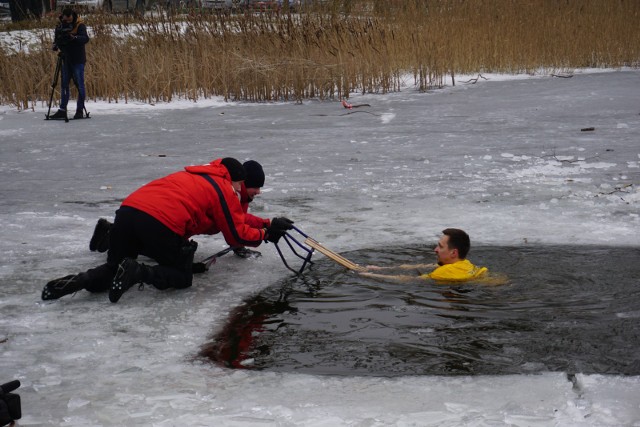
left=109, top=258, right=144, bottom=303
left=74, top=110, right=84, bottom=119
left=233, top=247, right=262, bottom=259
left=48, top=109, right=67, bottom=120
left=89, top=218, right=112, bottom=253
left=42, top=274, right=86, bottom=300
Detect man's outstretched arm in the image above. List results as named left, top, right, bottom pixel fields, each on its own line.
left=359, top=271, right=422, bottom=283
left=366, top=263, right=436, bottom=271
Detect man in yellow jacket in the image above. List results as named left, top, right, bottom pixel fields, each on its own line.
left=361, top=228, right=487, bottom=283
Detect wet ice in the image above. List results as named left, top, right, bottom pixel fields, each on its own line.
left=1, top=69, right=639, bottom=425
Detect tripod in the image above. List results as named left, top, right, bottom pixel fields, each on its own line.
left=45, top=53, right=65, bottom=121
left=45, top=53, right=90, bottom=122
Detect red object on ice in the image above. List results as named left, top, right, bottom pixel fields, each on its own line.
left=341, top=99, right=353, bottom=110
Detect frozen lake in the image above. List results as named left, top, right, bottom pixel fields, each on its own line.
left=1, top=69, right=639, bottom=426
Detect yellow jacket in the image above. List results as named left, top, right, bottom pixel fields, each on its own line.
left=422, top=259, right=488, bottom=282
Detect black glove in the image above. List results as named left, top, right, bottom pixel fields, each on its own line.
left=270, top=217, right=294, bottom=233
left=265, top=229, right=285, bottom=244
left=265, top=217, right=294, bottom=244
left=192, top=262, right=207, bottom=274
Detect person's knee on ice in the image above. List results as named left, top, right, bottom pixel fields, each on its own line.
left=150, top=240, right=198, bottom=290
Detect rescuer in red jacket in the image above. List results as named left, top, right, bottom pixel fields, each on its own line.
left=87, top=160, right=272, bottom=258
left=41, top=158, right=293, bottom=303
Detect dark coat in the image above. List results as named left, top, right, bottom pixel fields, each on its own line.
left=53, top=13, right=89, bottom=65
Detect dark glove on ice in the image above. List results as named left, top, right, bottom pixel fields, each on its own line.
left=192, top=262, right=207, bottom=274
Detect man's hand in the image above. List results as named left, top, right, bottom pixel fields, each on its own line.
left=192, top=262, right=207, bottom=274
left=265, top=228, right=285, bottom=244
left=265, top=217, right=294, bottom=244
left=270, top=217, right=294, bottom=233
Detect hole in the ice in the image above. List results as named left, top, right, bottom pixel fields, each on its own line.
left=199, top=245, right=640, bottom=377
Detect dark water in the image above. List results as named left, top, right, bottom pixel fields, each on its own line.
left=200, top=245, right=640, bottom=377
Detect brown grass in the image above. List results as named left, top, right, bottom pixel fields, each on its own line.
left=1, top=0, right=639, bottom=109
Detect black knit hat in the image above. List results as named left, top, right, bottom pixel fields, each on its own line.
left=243, top=160, right=265, bottom=188
left=220, top=157, right=246, bottom=182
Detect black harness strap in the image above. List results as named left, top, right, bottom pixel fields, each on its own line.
left=199, top=174, right=263, bottom=246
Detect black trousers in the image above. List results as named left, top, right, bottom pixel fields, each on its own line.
left=84, top=207, right=196, bottom=292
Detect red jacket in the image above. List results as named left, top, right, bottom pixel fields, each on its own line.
left=239, top=183, right=271, bottom=229
left=122, top=159, right=265, bottom=247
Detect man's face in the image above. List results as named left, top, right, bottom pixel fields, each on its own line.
left=434, top=235, right=457, bottom=266
left=61, top=14, right=73, bottom=24
left=246, top=187, right=261, bottom=200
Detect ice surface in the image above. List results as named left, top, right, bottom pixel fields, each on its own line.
left=1, top=70, right=639, bottom=425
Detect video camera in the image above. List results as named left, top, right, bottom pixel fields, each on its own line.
left=0, top=380, right=21, bottom=427
left=54, top=23, right=74, bottom=47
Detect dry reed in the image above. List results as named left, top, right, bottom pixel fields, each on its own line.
left=0, top=0, right=638, bottom=109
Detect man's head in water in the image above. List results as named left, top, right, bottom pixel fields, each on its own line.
left=435, top=228, right=470, bottom=266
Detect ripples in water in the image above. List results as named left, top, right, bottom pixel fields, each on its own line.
left=200, top=245, right=640, bottom=376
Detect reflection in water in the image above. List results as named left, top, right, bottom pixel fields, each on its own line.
left=199, top=246, right=640, bottom=376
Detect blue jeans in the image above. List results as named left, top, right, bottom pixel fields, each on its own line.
left=60, top=62, right=85, bottom=112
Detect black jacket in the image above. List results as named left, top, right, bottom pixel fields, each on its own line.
left=53, top=13, right=89, bottom=65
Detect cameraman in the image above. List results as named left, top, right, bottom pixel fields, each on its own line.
left=49, top=8, right=90, bottom=120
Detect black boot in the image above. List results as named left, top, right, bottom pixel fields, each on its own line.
left=89, top=218, right=112, bottom=253
left=48, top=109, right=67, bottom=120
left=76, top=98, right=85, bottom=119
left=109, top=258, right=149, bottom=303
left=42, top=273, right=88, bottom=300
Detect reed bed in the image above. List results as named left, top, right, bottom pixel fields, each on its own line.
left=1, top=0, right=639, bottom=109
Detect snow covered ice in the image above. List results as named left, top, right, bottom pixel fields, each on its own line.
left=1, top=69, right=639, bottom=426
